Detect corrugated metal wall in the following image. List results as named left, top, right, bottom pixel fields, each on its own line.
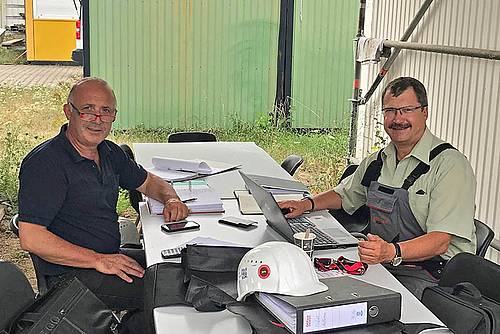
left=89, top=0, right=280, bottom=129
left=0, top=0, right=5, bottom=28
left=291, top=0, right=358, bottom=129
left=5, top=0, right=24, bottom=27
left=358, top=0, right=500, bottom=260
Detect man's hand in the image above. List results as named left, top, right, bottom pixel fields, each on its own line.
left=358, top=234, right=396, bottom=264
left=95, top=253, right=145, bottom=283
left=278, top=199, right=310, bottom=218
left=163, top=198, right=189, bottom=222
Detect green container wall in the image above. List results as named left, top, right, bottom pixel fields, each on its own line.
left=89, top=0, right=280, bottom=129
left=290, top=0, right=359, bottom=128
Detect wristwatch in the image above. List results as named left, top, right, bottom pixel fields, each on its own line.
left=302, top=196, right=315, bottom=211
left=391, top=243, right=403, bottom=267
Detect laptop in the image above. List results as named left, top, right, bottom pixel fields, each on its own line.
left=240, top=172, right=359, bottom=250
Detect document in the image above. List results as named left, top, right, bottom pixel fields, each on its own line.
left=146, top=185, right=224, bottom=214
left=147, top=156, right=240, bottom=182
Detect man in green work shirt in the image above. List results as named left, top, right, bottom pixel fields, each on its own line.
left=280, top=77, right=476, bottom=299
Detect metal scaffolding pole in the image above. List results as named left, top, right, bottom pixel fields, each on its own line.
left=348, top=0, right=434, bottom=158
left=383, top=40, right=500, bottom=61
left=348, top=0, right=367, bottom=160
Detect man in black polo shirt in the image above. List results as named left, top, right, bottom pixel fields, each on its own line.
left=17, top=77, right=188, bottom=325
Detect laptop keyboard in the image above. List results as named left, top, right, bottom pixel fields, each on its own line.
left=288, top=217, right=338, bottom=246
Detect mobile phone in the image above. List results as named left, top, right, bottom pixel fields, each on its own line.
left=161, top=246, right=184, bottom=259
left=218, top=216, right=257, bottom=228
left=161, top=221, right=200, bottom=233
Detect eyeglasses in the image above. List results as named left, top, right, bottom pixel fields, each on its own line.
left=314, top=256, right=368, bottom=275
left=382, top=105, right=426, bottom=117
left=69, top=102, right=117, bottom=123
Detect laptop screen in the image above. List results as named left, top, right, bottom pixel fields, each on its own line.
left=239, top=172, right=295, bottom=241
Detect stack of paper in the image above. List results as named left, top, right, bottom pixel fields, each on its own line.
left=147, top=185, right=224, bottom=214
left=147, top=157, right=240, bottom=182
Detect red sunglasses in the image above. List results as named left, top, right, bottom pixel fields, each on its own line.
left=314, top=256, right=368, bottom=275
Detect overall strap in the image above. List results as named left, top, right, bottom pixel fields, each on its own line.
left=401, top=143, right=456, bottom=190
left=361, top=150, right=384, bottom=187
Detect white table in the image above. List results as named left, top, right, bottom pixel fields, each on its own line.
left=135, top=142, right=446, bottom=333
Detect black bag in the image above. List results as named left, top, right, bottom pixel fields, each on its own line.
left=422, top=282, right=500, bottom=334
left=7, top=277, right=119, bottom=334
left=143, top=245, right=251, bottom=334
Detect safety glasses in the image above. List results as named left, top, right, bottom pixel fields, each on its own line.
left=314, top=256, right=368, bottom=275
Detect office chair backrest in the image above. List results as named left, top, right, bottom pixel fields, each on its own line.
left=281, top=154, right=304, bottom=176
left=119, top=217, right=143, bottom=249
left=474, top=219, right=494, bottom=257
left=0, top=260, right=35, bottom=331
left=168, top=132, right=217, bottom=143
left=439, top=252, right=500, bottom=303
left=119, top=144, right=143, bottom=214
left=10, top=214, right=49, bottom=295
left=329, top=164, right=370, bottom=234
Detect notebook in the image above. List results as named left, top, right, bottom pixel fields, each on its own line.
left=240, top=172, right=358, bottom=250
left=234, top=190, right=305, bottom=215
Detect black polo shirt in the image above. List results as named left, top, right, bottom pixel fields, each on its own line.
left=18, top=124, right=148, bottom=276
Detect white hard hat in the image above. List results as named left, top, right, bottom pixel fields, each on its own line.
left=237, top=241, right=328, bottom=301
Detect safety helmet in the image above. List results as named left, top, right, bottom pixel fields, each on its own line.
left=237, top=241, right=328, bottom=301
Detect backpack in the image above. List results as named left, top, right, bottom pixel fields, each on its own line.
left=0, top=260, right=119, bottom=334
left=422, top=282, right=500, bottom=334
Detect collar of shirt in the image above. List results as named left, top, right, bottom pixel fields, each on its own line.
left=56, top=124, right=112, bottom=163
left=382, top=127, right=435, bottom=166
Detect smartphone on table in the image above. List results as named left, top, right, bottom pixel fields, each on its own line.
left=218, top=216, right=258, bottom=229
left=161, top=220, right=200, bottom=233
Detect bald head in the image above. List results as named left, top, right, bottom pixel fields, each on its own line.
left=67, top=77, right=117, bottom=105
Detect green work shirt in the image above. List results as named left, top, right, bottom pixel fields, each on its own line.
left=334, top=128, right=476, bottom=259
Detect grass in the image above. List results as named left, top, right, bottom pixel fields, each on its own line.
left=0, top=47, right=25, bottom=64
left=0, top=84, right=349, bottom=215
left=0, top=32, right=26, bottom=65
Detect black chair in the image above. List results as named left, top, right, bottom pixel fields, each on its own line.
left=438, top=252, right=500, bottom=303
left=281, top=154, right=304, bottom=176
left=0, top=260, right=35, bottom=331
left=474, top=219, right=494, bottom=257
left=118, top=217, right=142, bottom=249
left=119, top=144, right=143, bottom=215
left=168, top=132, right=217, bottom=143
left=9, top=215, right=49, bottom=295
left=329, top=164, right=370, bottom=234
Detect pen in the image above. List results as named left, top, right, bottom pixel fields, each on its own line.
left=182, top=197, right=197, bottom=203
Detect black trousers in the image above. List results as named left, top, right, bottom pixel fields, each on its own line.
left=45, top=248, right=145, bottom=311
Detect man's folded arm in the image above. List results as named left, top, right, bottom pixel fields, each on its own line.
left=136, top=172, right=189, bottom=221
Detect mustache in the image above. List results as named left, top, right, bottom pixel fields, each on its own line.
left=389, top=123, right=411, bottom=130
